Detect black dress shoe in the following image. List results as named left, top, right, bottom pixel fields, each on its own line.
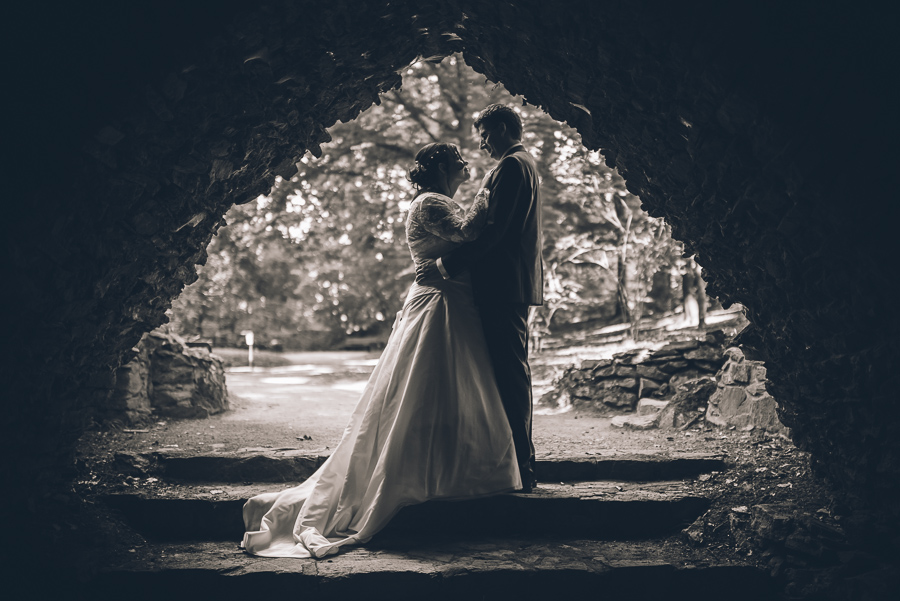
left=517, top=473, right=538, bottom=493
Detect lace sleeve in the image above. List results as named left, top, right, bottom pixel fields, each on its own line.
left=418, top=190, right=490, bottom=243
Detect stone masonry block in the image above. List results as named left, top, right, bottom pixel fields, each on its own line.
left=637, top=398, right=670, bottom=415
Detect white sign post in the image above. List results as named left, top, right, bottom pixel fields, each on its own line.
left=243, top=330, right=255, bottom=370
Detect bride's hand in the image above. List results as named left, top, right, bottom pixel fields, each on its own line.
left=476, top=187, right=493, bottom=225
left=415, top=259, right=441, bottom=285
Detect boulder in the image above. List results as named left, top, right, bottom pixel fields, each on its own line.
left=682, top=514, right=707, bottom=546
left=595, top=364, right=616, bottom=377
left=613, top=364, right=637, bottom=377
left=598, top=377, right=638, bottom=391
left=750, top=395, right=788, bottom=434
left=637, top=398, right=669, bottom=415
left=595, top=388, right=638, bottom=410
left=667, top=370, right=709, bottom=392
left=581, top=359, right=612, bottom=371
left=635, top=364, right=669, bottom=381
left=652, top=340, right=700, bottom=356
left=706, top=347, right=789, bottom=437
left=654, top=359, right=690, bottom=373
left=571, top=384, right=596, bottom=399
left=750, top=504, right=800, bottom=543
left=657, top=377, right=716, bottom=429
left=706, top=386, right=750, bottom=427
left=611, top=348, right=651, bottom=364
left=692, top=360, right=723, bottom=372
left=684, top=346, right=724, bottom=362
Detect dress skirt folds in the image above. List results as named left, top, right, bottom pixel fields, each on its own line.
left=241, top=273, right=521, bottom=558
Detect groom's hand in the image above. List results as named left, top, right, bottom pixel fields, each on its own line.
left=415, top=259, right=441, bottom=285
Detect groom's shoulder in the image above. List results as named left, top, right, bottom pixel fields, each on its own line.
left=503, top=148, right=537, bottom=176
left=514, top=145, right=535, bottom=162
left=499, top=148, right=533, bottom=169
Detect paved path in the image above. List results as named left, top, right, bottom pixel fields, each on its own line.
left=224, top=354, right=377, bottom=427
left=104, top=350, right=728, bottom=461
left=195, top=350, right=618, bottom=456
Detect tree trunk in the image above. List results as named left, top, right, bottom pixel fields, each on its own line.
left=696, top=262, right=708, bottom=328
left=616, top=253, right=631, bottom=323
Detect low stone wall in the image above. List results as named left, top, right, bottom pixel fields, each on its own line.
left=543, top=332, right=791, bottom=439
left=541, top=331, right=727, bottom=413
left=101, top=327, right=229, bottom=424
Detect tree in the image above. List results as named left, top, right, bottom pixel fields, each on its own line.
left=530, top=124, right=685, bottom=335
left=170, top=54, right=692, bottom=348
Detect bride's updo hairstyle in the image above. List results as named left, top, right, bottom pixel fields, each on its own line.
left=408, top=142, right=456, bottom=194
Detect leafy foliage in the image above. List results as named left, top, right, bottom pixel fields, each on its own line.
left=169, top=55, right=694, bottom=349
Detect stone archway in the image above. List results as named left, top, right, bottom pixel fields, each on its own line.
left=5, top=0, right=899, bottom=551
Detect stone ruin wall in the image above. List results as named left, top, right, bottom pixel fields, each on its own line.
left=543, top=332, right=727, bottom=413
left=103, top=327, right=229, bottom=424
left=543, top=335, right=791, bottom=439
left=4, top=0, right=898, bottom=543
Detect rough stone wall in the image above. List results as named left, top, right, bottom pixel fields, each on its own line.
left=4, top=0, right=899, bottom=545
left=4, top=0, right=462, bottom=491
left=542, top=332, right=726, bottom=413
left=104, top=334, right=153, bottom=424
left=454, top=0, right=900, bottom=537
left=100, top=327, right=229, bottom=423
left=146, top=329, right=229, bottom=419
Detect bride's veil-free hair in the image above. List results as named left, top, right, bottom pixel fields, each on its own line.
left=408, top=143, right=456, bottom=194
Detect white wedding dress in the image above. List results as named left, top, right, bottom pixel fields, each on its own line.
left=241, top=190, right=521, bottom=558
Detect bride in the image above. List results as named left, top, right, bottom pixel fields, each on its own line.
left=241, top=142, right=521, bottom=558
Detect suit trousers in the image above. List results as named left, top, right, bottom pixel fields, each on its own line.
left=477, top=302, right=535, bottom=481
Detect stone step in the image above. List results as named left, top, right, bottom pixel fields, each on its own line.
left=102, top=481, right=710, bottom=543
left=118, top=450, right=728, bottom=483
left=80, top=539, right=775, bottom=601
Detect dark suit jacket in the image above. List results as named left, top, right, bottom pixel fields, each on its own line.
left=440, top=144, right=543, bottom=306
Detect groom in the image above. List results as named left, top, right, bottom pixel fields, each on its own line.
left=417, top=104, right=543, bottom=492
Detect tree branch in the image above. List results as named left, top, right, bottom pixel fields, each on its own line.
left=387, top=90, right=440, bottom=143
left=432, top=61, right=466, bottom=127
left=371, top=142, right=417, bottom=159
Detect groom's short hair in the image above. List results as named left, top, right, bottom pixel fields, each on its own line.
left=474, top=104, right=523, bottom=140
